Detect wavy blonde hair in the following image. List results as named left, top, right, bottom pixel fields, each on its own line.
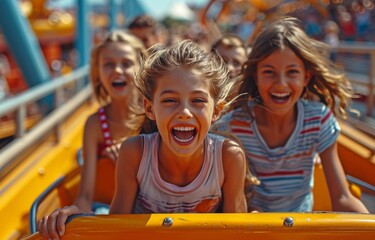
left=239, top=17, right=353, bottom=117
left=90, top=30, right=148, bottom=133
left=136, top=40, right=235, bottom=104
left=90, top=30, right=147, bottom=105
left=134, top=40, right=235, bottom=132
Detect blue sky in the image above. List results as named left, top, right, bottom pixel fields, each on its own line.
left=139, top=0, right=209, bottom=19
left=48, top=0, right=209, bottom=20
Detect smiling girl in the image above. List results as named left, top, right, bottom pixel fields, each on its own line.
left=111, top=40, right=247, bottom=214
left=211, top=17, right=369, bottom=213
left=37, top=40, right=248, bottom=240
left=75, top=31, right=147, bottom=212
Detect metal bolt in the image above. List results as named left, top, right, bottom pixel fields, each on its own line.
left=283, top=217, right=294, bottom=227
left=38, top=168, right=45, bottom=175
left=162, top=217, right=174, bottom=227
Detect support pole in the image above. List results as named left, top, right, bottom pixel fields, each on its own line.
left=0, top=0, right=53, bottom=110
left=76, top=0, right=90, bottom=68
left=76, top=0, right=91, bottom=89
left=110, top=0, right=118, bottom=31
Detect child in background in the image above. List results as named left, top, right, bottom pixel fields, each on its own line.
left=211, top=34, right=248, bottom=102
left=211, top=17, right=369, bottom=213
left=211, top=34, right=248, bottom=80
left=324, top=20, right=340, bottom=61
left=37, top=40, right=248, bottom=239
left=75, top=30, right=147, bottom=213
left=128, top=15, right=159, bottom=48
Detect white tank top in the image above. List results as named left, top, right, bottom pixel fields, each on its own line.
left=134, top=132, right=225, bottom=213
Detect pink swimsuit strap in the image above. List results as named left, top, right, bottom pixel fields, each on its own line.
left=98, top=107, right=113, bottom=150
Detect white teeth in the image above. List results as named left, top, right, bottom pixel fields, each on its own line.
left=173, top=126, right=195, bottom=131
left=271, top=92, right=290, bottom=97
left=173, top=135, right=195, bottom=143
left=113, top=79, right=125, bottom=83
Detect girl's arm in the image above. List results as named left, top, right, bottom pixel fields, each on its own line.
left=109, top=136, right=143, bottom=213
left=321, top=142, right=369, bottom=213
left=221, top=139, right=247, bottom=212
left=74, top=115, right=100, bottom=212
left=37, top=136, right=143, bottom=239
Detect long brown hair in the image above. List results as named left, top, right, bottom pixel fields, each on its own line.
left=239, top=17, right=353, bottom=117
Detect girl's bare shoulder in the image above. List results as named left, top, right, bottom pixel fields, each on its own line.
left=118, top=135, right=144, bottom=167
left=84, top=111, right=101, bottom=130
left=221, top=139, right=246, bottom=168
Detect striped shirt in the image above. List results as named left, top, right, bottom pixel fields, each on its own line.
left=134, top=132, right=225, bottom=213
left=211, top=100, right=339, bottom=212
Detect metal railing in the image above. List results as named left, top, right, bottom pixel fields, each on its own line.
left=0, top=66, right=91, bottom=179
left=330, top=42, right=375, bottom=155
left=333, top=42, right=375, bottom=118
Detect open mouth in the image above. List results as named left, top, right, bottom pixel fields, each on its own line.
left=270, top=92, right=291, bottom=103
left=171, top=126, right=197, bottom=144
left=111, top=80, right=127, bottom=87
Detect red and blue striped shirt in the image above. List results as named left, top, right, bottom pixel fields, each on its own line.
left=211, top=100, right=339, bottom=212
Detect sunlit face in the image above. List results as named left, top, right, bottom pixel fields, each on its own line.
left=215, top=45, right=247, bottom=79
left=130, top=27, right=157, bottom=48
left=145, top=67, right=221, bottom=158
left=98, top=42, right=139, bottom=100
left=256, top=47, right=310, bottom=115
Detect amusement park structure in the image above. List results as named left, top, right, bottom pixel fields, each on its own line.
left=0, top=1, right=374, bottom=240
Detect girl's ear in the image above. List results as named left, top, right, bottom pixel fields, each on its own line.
left=304, top=70, right=312, bottom=86
left=144, top=98, right=156, bottom=120
left=212, top=102, right=224, bottom=122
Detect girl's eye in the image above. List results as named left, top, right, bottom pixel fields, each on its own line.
left=233, top=60, right=242, bottom=68
left=122, top=60, right=134, bottom=68
left=103, top=62, right=115, bottom=68
left=262, top=69, right=274, bottom=76
left=192, top=98, right=207, bottom=103
left=288, top=69, right=300, bottom=75
left=161, top=98, right=176, bottom=103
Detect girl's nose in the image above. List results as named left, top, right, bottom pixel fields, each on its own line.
left=178, top=105, right=193, bottom=119
left=277, top=74, right=288, bottom=85
left=228, top=62, right=235, bottom=73
left=114, top=63, right=124, bottom=73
